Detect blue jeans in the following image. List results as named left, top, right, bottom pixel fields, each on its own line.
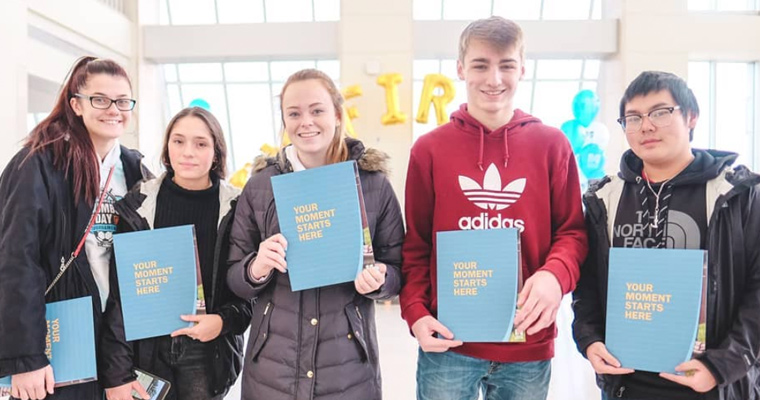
left=416, top=348, right=551, bottom=400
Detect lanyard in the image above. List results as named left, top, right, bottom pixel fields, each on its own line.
left=45, top=165, right=116, bottom=295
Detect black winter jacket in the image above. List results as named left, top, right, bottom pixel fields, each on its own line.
left=573, top=149, right=760, bottom=399
left=99, top=174, right=251, bottom=396
left=227, top=138, right=405, bottom=400
left=0, top=145, right=150, bottom=399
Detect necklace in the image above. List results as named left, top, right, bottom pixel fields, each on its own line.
left=644, top=177, right=673, bottom=230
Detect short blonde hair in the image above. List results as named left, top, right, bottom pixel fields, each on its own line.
left=458, top=16, right=525, bottom=62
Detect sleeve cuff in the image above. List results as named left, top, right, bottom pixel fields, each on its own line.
left=402, top=303, right=432, bottom=333
left=539, top=259, right=575, bottom=294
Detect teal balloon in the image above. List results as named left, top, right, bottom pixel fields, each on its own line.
left=561, top=120, right=587, bottom=154
left=578, top=143, right=606, bottom=179
left=189, top=98, right=211, bottom=110
left=572, top=90, right=600, bottom=128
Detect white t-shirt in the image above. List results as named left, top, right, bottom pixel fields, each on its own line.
left=85, top=143, right=128, bottom=312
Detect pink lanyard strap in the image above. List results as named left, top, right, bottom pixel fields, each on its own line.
left=45, top=165, right=116, bottom=295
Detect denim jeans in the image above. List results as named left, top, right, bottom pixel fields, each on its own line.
left=416, top=348, right=551, bottom=400
left=149, top=335, right=223, bottom=400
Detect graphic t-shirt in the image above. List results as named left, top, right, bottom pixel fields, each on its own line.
left=85, top=144, right=128, bottom=311
left=612, top=180, right=708, bottom=399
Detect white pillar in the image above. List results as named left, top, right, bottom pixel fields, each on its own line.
left=340, top=0, right=413, bottom=201
left=0, top=0, right=28, bottom=168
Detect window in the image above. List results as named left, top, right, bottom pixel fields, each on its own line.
left=160, top=0, right=339, bottom=25
left=688, top=0, right=760, bottom=11
left=412, top=59, right=600, bottom=140
left=162, top=61, right=339, bottom=172
left=688, top=61, right=758, bottom=169
left=413, top=0, right=602, bottom=20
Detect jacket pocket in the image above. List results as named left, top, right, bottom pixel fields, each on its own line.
left=344, top=303, right=370, bottom=362
left=250, top=301, right=274, bottom=361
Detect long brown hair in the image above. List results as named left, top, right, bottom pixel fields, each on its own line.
left=160, top=107, right=228, bottom=179
left=25, top=56, right=132, bottom=205
left=279, top=69, right=349, bottom=165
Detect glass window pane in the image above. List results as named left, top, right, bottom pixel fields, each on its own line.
left=688, top=0, right=711, bottom=10
left=314, top=0, right=340, bottom=21
left=270, top=61, right=317, bottom=82
left=414, top=60, right=441, bottom=80
left=581, top=81, right=597, bottom=92
left=687, top=61, right=711, bottom=150
left=167, top=0, right=216, bottom=25
left=414, top=0, right=442, bottom=20
left=531, top=81, right=581, bottom=128
left=160, top=0, right=170, bottom=25
left=591, top=0, right=602, bottom=18
left=316, top=60, right=341, bottom=83
left=492, top=0, right=541, bottom=20
left=163, top=64, right=178, bottom=82
left=535, top=60, right=583, bottom=80
left=265, top=0, right=313, bottom=22
left=523, top=59, right=535, bottom=80
left=542, top=0, right=593, bottom=20
left=715, top=63, right=753, bottom=166
left=27, top=113, right=37, bottom=133
left=440, top=59, right=459, bottom=78
left=583, top=59, right=601, bottom=80
left=227, top=84, right=276, bottom=170
left=224, top=62, right=269, bottom=82
left=716, top=0, right=756, bottom=11
left=514, top=80, right=533, bottom=112
left=178, top=63, right=223, bottom=82
left=217, top=0, right=264, bottom=23
left=167, top=84, right=183, bottom=117
left=442, top=0, right=490, bottom=20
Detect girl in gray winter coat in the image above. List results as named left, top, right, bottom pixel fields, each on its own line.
left=227, top=69, right=405, bottom=400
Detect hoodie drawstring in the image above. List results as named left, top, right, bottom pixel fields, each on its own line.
left=477, top=125, right=511, bottom=170
left=478, top=126, right=484, bottom=171
left=503, top=126, right=510, bottom=168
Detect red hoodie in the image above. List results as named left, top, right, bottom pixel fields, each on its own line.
left=400, top=104, right=588, bottom=362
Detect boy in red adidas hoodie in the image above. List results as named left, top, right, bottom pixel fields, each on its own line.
left=400, top=16, right=588, bottom=400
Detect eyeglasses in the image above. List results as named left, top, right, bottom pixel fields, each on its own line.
left=73, top=93, right=136, bottom=111
left=617, top=106, right=681, bottom=133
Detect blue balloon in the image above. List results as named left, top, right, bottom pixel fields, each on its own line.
left=560, top=120, right=587, bottom=154
left=188, top=98, right=211, bottom=111
left=572, top=90, right=600, bottom=128
left=578, top=143, right=606, bottom=179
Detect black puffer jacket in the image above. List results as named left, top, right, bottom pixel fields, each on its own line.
left=0, top=145, right=150, bottom=399
left=227, top=138, right=405, bottom=400
left=99, top=174, right=251, bottom=396
left=573, top=149, right=760, bottom=399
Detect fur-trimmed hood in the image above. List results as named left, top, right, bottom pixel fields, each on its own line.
left=252, top=138, right=390, bottom=175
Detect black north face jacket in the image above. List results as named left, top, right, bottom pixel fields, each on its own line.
left=573, top=149, right=760, bottom=399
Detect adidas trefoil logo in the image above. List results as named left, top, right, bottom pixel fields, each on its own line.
left=458, top=164, right=526, bottom=210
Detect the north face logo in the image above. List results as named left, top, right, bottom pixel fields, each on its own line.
left=458, top=164, right=526, bottom=210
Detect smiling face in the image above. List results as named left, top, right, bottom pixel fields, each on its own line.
left=281, top=79, right=340, bottom=167
left=623, top=90, right=697, bottom=170
left=457, top=39, right=525, bottom=128
left=69, top=73, right=132, bottom=145
left=167, top=116, right=215, bottom=189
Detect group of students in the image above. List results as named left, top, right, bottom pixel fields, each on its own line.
left=1, top=15, right=759, bottom=400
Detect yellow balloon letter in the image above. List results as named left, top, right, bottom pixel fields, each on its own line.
left=416, top=74, right=456, bottom=126
left=376, top=73, right=407, bottom=125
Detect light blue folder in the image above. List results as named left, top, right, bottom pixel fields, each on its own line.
left=605, top=247, right=706, bottom=373
left=437, top=228, right=520, bottom=342
left=113, top=225, right=198, bottom=341
left=271, top=161, right=364, bottom=291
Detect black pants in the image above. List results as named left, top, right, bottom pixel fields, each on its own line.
left=146, top=336, right=223, bottom=400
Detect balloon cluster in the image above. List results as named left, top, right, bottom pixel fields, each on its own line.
left=560, top=90, right=609, bottom=183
